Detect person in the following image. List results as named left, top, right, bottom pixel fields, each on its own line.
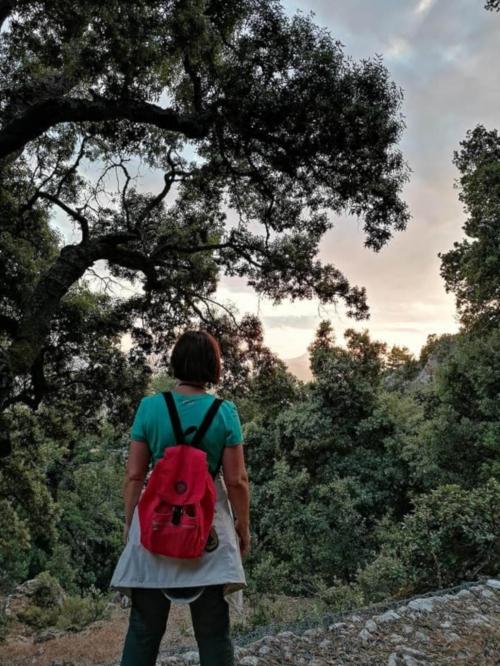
left=110, top=330, right=250, bottom=666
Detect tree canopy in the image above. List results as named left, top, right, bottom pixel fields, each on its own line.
left=439, top=125, right=500, bottom=331
left=0, top=0, right=409, bottom=451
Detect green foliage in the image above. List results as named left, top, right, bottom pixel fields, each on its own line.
left=316, top=579, right=364, bottom=613
left=17, top=604, right=60, bottom=630
left=16, top=572, right=64, bottom=629
left=416, top=328, right=500, bottom=487
left=56, top=433, right=125, bottom=590
left=440, top=126, right=500, bottom=331
left=29, top=572, right=65, bottom=609
left=356, top=555, right=409, bottom=603
left=388, top=480, right=500, bottom=590
left=56, top=589, right=111, bottom=632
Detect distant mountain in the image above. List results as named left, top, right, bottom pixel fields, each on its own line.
left=284, top=353, right=312, bottom=382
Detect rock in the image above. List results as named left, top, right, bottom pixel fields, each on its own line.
left=35, top=629, right=61, bottom=643
left=304, top=627, right=324, bottom=638
left=276, top=630, right=296, bottom=639
left=390, top=634, right=404, bottom=642
left=359, top=628, right=374, bottom=643
left=350, top=614, right=362, bottom=622
left=377, top=609, right=400, bottom=623
left=481, top=588, right=494, bottom=599
left=440, top=621, right=452, bottom=629
left=466, top=613, right=492, bottom=626
left=446, top=632, right=460, bottom=642
left=120, top=595, right=131, bottom=609
left=257, top=645, right=270, bottom=656
left=454, top=589, right=471, bottom=599
left=328, top=622, right=348, bottom=631
left=414, top=631, right=430, bottom=643
left=239, top=658, right=260, bottom=666
left=407, top=598, right=434, bottom=613
left=402, top=624, right=413, bottom=635
left=180, top=651, right=199, bottom=664
left=398, top=646, right=428, bottom=658
left=319, top=638, right=332, bottom=650
left=402, top=657, right=422, bottom=666
left=365, top=619, right=377, bottom=632
left=388, top=654, right=399, bottom=666
left=486, top=579, right=500, bottom=590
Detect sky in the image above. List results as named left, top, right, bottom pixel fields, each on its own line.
left=51, top=1, right=500, bottom=363
left=216, top=0, right=500, bottom=360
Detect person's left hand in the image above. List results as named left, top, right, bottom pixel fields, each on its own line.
left=123, top=523, right=130, bottom=544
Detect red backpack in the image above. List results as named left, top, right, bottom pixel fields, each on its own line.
left=138, top=392, right=223, bottom=559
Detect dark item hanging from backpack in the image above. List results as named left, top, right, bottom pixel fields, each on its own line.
left=138, top=392, right=223, bottom=559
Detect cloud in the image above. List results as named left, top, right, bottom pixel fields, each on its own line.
left=262, top=315, right=320, bottom=329
left=415, top=0, right=435, bottom=15
left=385, top=36, right=411, bottom=59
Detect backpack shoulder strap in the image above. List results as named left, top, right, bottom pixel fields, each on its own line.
left=162, top=392, right=184, bottom=443
left=191, top=398, right=224, bottom=448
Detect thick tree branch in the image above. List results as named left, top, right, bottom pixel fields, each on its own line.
left=38, top=191, right=90, bottom=242
left=0, top=97, right=210, bottom=160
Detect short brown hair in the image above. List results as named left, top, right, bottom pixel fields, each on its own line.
left=170, top=330, right=221, bottom=384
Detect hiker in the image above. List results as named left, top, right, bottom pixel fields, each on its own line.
left=111, top=330, right=250, bottom=666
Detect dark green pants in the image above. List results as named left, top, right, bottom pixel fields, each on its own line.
left=120, top=585, right=234, bottom=666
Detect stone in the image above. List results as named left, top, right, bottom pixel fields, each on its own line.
left=398, top=646, right=428, bottom=658
left=486, top=579, right=500, bottom=590
left=329, top=622, right=348, bottom=631
left=388, top=654, right=399, bottom=666
left=365, top=619, right=378, bottom=632
left=304, top=627, right=324, bottom=638
left=239, top=658, right=260, bottom=666
left=35, top=629, right=62, bottom=643
left=359, top=628, right=374, bottom=643
left=454, top=589, right=471, bottom=599
left=402, top=624, right=413, bottom=635
left=466, top=614, right=492, bottom=626
left=276, top=630, right=296, bottom=639
left=407, top=598, right=434, bottom=613
left=402, top=656, right=422, bottom=666
left=390, top=634, right=404, bottom=642
left=258, top=645, right=271, bottom=656
left=414, top=631, right=430, bottom=643
left=319, top=639, right=332, bottom=650
left=481, top=588, right=494, bottom=599
left=376, top=609, right=400, bottom=623
left=446, top=632, right=460, bottom=642
left=181, top=651, right=199, bottom=664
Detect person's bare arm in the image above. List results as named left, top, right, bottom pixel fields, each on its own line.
left=123, top=439, right=150, bottom=540
left=222, top=444, right=251, bottom=556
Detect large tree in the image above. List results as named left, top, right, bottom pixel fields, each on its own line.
left=0, top=1, right=409, bottom=451
left=439, top=125, right=500, bottom=331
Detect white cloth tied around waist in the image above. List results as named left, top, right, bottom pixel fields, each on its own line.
left=110, top=476, right=246, bottom=608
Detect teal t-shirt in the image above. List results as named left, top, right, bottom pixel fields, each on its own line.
left=130, top=391, right=243, bottom=474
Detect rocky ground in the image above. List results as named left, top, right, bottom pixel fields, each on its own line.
left=1, top=579, right=499, bottom=665
left=159, top=579, right=500, bottom=666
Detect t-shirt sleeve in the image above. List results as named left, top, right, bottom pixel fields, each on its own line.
left=130, top=397, right=148, bottom=442
left=223, top=400, right=244, bottom=446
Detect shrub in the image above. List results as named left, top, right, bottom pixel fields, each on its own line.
left=56, top=589, right=110, bottom=632
left=29, top=572, right=65, bottom=609
left=17, top=604, right=59, bottom=630
left=357, top=554, right=410, bottom=603
left=390, top=479, right=500, bottom=590
left=316, top=578, right=364, bottom=612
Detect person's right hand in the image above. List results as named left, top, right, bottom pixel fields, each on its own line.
left=236, top=523, right=251, bottom=556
